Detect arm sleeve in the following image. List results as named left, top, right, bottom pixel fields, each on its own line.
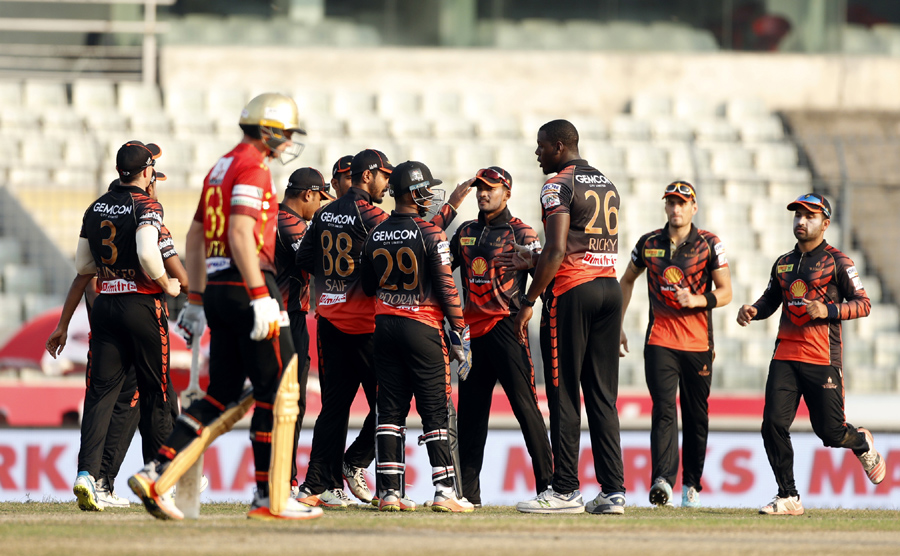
left=75, top=237, right=97, bottom=275
left=360, top=239, right=377, bottom=298
left=430, top=203, right=457, bottom=230
left=136, top=225, right=165, bottom=280
left=295, top=217, right=316, bottom=273
left=158, top=225, right=178, bottom=260
left=706, top=233, right=728, bottom=270
left=449, top=227, right=461, bottom=271
left=828, top=253, right=871, bottom=320
left=751, top=262, right=782, bottom=321
left=630, top=234, right=650, bottom=270
left=426, top=225, right=465, bottom=331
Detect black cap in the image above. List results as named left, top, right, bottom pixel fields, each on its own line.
left=350, top=149, right=393, bottom=176
left=787, top=192, right=832, bottom=219
left=389, top=160, right=443, bottom=198
left=473, top=166, right=513, bottom=190
left=331, top=155, right=353, bottom=178
left=116, top=140, right=161, bottom=177
left=286, top=167, right=335, bottom=200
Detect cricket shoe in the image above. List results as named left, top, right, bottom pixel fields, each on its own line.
left=73, top=472, right=102, bottom=512
left=378, top=490, right=417, bottom=512
left=516, top=487, right=584, bottom=514
left=857, top=428, right=886, bottom=485
left=320, top=488, right=352, bottom=508
left=586, top=491, right=626, bottom=515
left=248, top=493, right=324, bottom=521
left=95, top=478, right=129, bottom=509
left=432, top=489, right=475, bottom=513
left=648, top=477, right=673, bottom=508
left=128, top=462, right=183, bottom=521
left=343, top=463, right=374, bottom=503
left=759, top=495, right=804, bottom=516
left=682, top=485, right=701, bottom=508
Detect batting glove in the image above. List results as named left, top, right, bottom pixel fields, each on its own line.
left=447, top=325, right=472, bottom=381
left=249, top=296, right=281, bottom=341
left=175, top=292, right=206, bottom=348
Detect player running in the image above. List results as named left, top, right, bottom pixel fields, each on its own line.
left=360, top=160, right=473, bottom=513
left=737, top=193, right=883, bottom=516
left=619, top=181, right=732, bottom=508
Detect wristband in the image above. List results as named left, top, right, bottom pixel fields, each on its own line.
left=519, top=293, right=536, bottom=308
left=249, top=285, right=269, bottom=300
left=703, top=292, right=717, bottom=308
left=187, top=291, right=203, bottom=305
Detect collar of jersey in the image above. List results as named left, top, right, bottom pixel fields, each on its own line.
left=111, top=182, right=148, bottom=196
left=345, top=186, right=372, bottom=203
left=559, top=158, right=590, bottom=171
left=663, top=222, right=700, bottom=246
left=278, top=202, right=303, bottom=221
left=794, top=238, right=828, bottom=256
left=477, top=206, right=512, bottom=227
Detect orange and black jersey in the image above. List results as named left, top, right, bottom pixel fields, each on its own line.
left=296, top=187, right=388, bottom=334
left=631, top=224, right=727, bottom=352
left=360, top=211, right=464, bottom=332
left=540, top=159, right=620, bottom=297
left=80, top=182, right=165, bottom=296
left=449, top=207, right=541, bottom=338
left=191, top=142, right=279, bottom=277
left=275, top=204, right=310, bottom=314
left=752, top=240, right=870, bottom=368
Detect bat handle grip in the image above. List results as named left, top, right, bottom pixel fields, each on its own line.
left=188, top=338, right=201, bottom=393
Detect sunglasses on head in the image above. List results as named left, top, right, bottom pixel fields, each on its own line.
left=794, top=193, right=831, bottom=218
left=665, top=182, right=695, bottom=197
left=476, top=167, right=510, bottom=188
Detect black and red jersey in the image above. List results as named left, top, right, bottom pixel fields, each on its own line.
left=449, top=207, right=541, bottom=338
left=630, top=224, right=727, bottom=352
left=80, top=183, right=165, bottom=295
left=296, top=187, right=388, bottom=334
left=540, top=159, right=620, bottom=297
left=191, top=142, right=278, bottom=277
left=360, top=211, right=464, bottom=332
left=158, top=224, right=178, bottom=261
left=275, top=204, right=310, bottom=314
left=752, top=240, right=870, bottom=367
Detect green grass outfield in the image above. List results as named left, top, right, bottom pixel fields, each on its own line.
left=2, top=502, right=900, bottom=555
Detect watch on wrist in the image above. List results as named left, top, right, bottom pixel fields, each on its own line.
left=519, top=293, right=536, bottom=308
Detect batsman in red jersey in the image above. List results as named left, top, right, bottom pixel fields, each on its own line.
left=619, top=181, right=732, bottom=508
left=737, top=193, right=884, bottom=516
left=129, top=93, right=321, bottom=521
left=515, top=120, right=626, bottom=515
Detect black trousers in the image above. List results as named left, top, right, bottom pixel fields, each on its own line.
left=762, top=359, right=869, bottom=498
left=644, top=345, right=712, bottom=490
left=373, top=315, right=454, bottom=492
left=158, top=270, right=293, bottom=495
left=79, top=293, right=174, bottom=477
left=459, top=316, right=552, bottom=505
left=301, top=316, right=377, bottom=494
left=289, top=310, right=311, bottom=485
left=546, top=278, right=625, bottom=495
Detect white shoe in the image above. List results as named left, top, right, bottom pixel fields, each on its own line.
left=95, top=478, right=129, bottom=508
left=74, top=472, right=102, bottom=512
left=759, top=495, right=804, bottom=516
left=319, top=488, right=352, bottom=508
left=248, top=492, right=324, bottom=521
left=128, top=462, right=183, bottom=520
left=857, top=428, right=886, bottom=485
left=585, top=491, right=626, bottom=515
left=432, top=489, right=475, bottom=513
left=378, top=489, right=417, bottom=512
left=343, top=463, right=374, bottom=503
left=516, top=487, right=584, bottom=514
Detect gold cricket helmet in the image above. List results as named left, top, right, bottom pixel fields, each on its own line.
left=239, top=93, right=306, bottom=165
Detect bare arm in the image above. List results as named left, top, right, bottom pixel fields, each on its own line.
left=46, top=273, right=94, bottom=358
left=513, top=213, right=568, bottom=343
left=619, top=261, right=644, bottom=356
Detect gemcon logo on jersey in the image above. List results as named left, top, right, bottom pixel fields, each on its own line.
left=574, top=174, right=611, bottom=186
left=372, top=229, right=418, bottom=242
left=320, top=213, right=356, bottom=225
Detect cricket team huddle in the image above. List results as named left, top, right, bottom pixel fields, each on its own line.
left=44, top=91, right=886, bottom=521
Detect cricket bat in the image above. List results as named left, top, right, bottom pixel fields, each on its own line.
left=176, top=339, right=204, bottom=519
